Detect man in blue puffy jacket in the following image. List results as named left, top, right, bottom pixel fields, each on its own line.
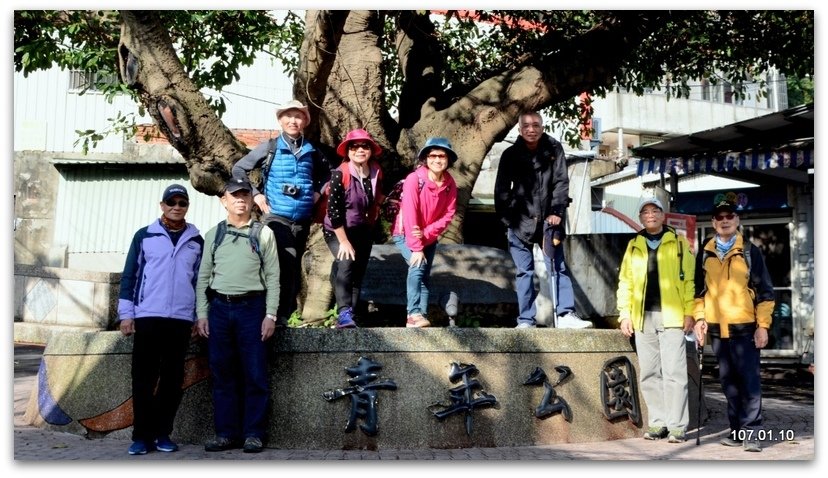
left=118, top=184, right=204, bottom=455
left=233, top=100, right=330, bottom=325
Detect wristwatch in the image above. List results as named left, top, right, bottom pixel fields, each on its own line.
left=265, top=314, right=278, bottom=322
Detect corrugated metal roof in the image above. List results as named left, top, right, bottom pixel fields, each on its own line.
left=633, top=103, right=814, bottom=158
left=52, top=157, right=184, bottom=165
left=54, top=169, right=226, bottom=255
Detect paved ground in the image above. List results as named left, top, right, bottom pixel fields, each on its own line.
left=11, top=344, right=817, bottom=463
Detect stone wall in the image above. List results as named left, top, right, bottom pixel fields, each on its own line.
left=25, top=329, right=661, bottom=450
left=14, top=151, right=62, bottom=266
left=13, top=264, right=120, bottom=344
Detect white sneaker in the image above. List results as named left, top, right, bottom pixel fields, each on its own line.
left=556, top=312, right=593, bottom=329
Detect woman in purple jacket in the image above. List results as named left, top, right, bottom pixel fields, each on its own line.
left=118, top=184, right=204, bottom=455
left=323, top=129, right=385, bottom=329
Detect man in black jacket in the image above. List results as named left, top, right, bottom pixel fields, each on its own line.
left=494, top=111, right=591, bottom=329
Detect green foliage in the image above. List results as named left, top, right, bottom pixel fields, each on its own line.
left=454, top=312, right=483, bottom=328
left=14, top=10, right=814, bottom=153
left=787, top=75, right=814, bottom=106
left=287, top=307, right=337, bottom=328
left=73, top=111, right=139, bottom=154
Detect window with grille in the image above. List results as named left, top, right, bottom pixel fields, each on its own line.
left=640, top=134, right=663, bottom=147
left=68, top=70, right=118, bottom=93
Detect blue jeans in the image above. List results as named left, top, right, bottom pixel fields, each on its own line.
left=207, top=294, right=269, bottom=440
left=506, top=228, right=575, bottom=326
left=393, top=235, right=437, bottom=316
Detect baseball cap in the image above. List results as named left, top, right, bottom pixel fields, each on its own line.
left=224, top=176, right=253, bottom=194
left=712, top=200, right=738, bottom=216
left=638, top=196, right=664, bottom=213
left=162, top=184, right=189, bottom=202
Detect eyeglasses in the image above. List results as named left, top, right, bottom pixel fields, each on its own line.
left=164, top=199, right=189, bottom=208
left=714, top=213, right=736, bottom=221
left=427, top=153, right=448, bottom=159
left=349, top=142, right=372, bottom=150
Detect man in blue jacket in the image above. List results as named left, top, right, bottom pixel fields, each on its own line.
left=118, top=184, right=204, bottom=455
left=232, top=100, right=330, bottom=325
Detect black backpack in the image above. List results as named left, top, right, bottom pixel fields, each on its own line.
left=211, top=220, right=266, bottom=286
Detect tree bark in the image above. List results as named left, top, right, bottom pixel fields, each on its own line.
left=118, top=10, right=247, bottom=195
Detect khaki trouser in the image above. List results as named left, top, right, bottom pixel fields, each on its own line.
left=635, top=311, right=690, bottom=432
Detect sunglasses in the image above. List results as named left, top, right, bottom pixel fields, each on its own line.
left=714, top=213, right=735, bottom=221
left=164, top=199, right=190, bottom=208
left=349, top=142, right=372, bottom=150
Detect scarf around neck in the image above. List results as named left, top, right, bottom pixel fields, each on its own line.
left=715, top=234, right=737, bottom=259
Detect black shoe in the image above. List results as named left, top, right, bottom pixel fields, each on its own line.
left=243, top=436, right=264, bottom=453
left=204, top=436, right=240, bottom=452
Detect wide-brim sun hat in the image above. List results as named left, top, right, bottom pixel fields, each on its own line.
left=275, top=100, right=310, bottom=123
left=336, top=128, right=382, bottom=157
left=417, top=137, right=457, bottom=165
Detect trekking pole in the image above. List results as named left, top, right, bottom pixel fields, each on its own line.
left=543, top=227, right=559, bottom=328
left=696, top=340, right=704, bottom=446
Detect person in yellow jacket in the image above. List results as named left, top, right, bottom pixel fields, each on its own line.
left=617, top=197, right=696, bottom=443
left=693, top=200, right=775, bottom=453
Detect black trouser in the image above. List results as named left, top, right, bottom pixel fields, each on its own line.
left=267, top=216, right=310, bottom=321
left=324, top=224, right=374, bottom=313
left=708, top=323, right=764, bottom=434
left=131, top=317, right=192, bottom=442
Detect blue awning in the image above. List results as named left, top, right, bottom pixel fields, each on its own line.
left=636, top=148, right=813, bottom=176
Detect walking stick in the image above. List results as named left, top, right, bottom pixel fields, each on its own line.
left=696, top=341, right=704, bottom=446
left=542, top=227, right=560, bottom=328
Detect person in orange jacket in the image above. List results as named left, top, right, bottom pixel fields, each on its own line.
left=693, top=200, right=775, bottom=453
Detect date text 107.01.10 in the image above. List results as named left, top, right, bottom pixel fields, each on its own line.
left=731, top=429, right=795, bottom=442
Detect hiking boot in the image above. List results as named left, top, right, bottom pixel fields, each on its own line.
left=556, top=312, right=593, bottom=329
left=643, top=427, right=668, bottom=440
left=128, top=440, right=154, bottom=455
left=204, top=436, right=240, bottom=452
left=744, top=440, right=762, bottom=452
left=243, top=436, right=264, bottom=453
left=667, top=430, right=686, bottom=443
left=335, top=307, right=357, bottom=329
left=720, top=436, right=742, bottom=447
left=515, top=321, right=537, bottom=329
left=406, top=314, right=430, bottom=328
left=155, top=435, right=178, bottom=452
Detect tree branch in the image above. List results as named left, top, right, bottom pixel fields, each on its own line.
left=119, top=10, right=247, bottom=195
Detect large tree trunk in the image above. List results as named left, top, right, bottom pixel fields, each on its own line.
left=299, top=11, right=402, bottom=321
left=299, top=225, right=334, bottom=325
left=117, top=10, right=678, bottom=324
left=118, top=10, right=247, bottom=195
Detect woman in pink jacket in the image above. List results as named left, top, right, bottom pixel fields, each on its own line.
left=392, top=137, right=458, bottom=327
